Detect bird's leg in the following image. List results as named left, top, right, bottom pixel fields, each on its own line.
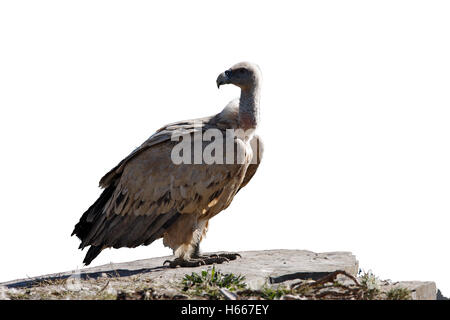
left=190, top=241, right=217, bottom=259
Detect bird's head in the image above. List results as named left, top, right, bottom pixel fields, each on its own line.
left=216, top=62, right=262, bottom=90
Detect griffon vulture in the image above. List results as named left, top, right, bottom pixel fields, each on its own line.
left=72, top=62, right=263, bottom=267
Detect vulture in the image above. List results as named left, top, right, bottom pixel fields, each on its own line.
left=72, top=62, right=263, bottom=267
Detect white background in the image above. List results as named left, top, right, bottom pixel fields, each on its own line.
left=0, top=1, right=449, bottom=296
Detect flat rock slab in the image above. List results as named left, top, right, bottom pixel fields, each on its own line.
left=2, top=250, right=358, bottom=290
left=383, top=281, right=437, bottom=300
left=0, top=249, right=437, bottom=299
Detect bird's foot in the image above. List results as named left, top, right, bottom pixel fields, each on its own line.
left=193, top=252, right=241, bottom=263
left=201, top=252, right=241, bottom=261
left=163, top=258, right=207, bottom=268
left=163, top=252, right=241, bottom=268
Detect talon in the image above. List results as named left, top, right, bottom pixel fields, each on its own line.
left=216, top=252, right=241, bottom=261
left=163, top=260, right=172, bottom=266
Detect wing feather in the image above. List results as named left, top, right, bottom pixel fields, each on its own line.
left=238, top=134, right=264, bottom=191
left=76, top=122, right=250, bottom=254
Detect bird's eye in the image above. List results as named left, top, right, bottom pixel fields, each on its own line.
left=239, top=68, right=246, bottom=74
left=225, top=69, right=233, bottom=78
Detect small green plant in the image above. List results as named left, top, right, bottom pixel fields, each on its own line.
left=385, top=287, right=411, bottom=300
left=359, top=271, right=381, bottom=300
left=181, top=266, right=247, bottom=298
left=260, top=285, right=290, bottom=300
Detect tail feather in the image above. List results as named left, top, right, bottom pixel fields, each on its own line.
left=83, top=245, right=103, bottom=266
left=73, top=178, right=182, bottom=266
left=72, top=185, right=116, bottom=266
left=72, top=185, right=115, bottom=242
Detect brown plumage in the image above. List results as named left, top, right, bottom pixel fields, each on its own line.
left=72, top=62, right=263, bottom=266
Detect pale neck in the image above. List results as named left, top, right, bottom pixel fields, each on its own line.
left=238, top=84, right=260, bottom=130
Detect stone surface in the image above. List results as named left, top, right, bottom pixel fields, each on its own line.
left=385, top=281, right=437, bottom=300
left=2, top=249, right=359, bottom=290
left=0, top=249, right=437, bottom=300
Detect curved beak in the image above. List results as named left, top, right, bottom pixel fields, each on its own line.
left=216, top=72, right=229, bottom=88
